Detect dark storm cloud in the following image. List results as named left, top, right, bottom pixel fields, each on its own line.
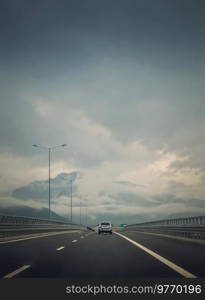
left=1, top=0, right=205, bottom=155
left=108, top=192, right=205, bottom=209
left=109, top=192, right=155, bottom=207
left=12, top=172, right=79, bottom=201
left=153, top=194, right=205, bottom=208
left=1, top=0, right=205, bottom=223
left=114, top=181, right=146, bottom=188
left=1, top=0, right=205, bottom=70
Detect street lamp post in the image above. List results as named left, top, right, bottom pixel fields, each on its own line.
left=84, top=197, right=88, bottom=227
left=48, top=148, right=51, bottom=218
left=85, top=205, right=87, bottom=227
left=70, top=179, right=73, bottom=223
left=32, top=144, right=67, bottom=219
left=80, top=202, right=82, bottom=225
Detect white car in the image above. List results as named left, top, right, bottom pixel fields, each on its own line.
left=98, top=221, right=112, bottom=234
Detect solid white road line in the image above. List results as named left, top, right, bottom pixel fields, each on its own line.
left=56, top=246, right=65, bottom=251
left=72, top=240, right=77, bottom=243
left=4, top=265, right=31, bottom=278
left=115, top=232, right=197, bottom=278
left=80, top=236, right=84, bottom=239
left=0, top=230, right=80, bottom=244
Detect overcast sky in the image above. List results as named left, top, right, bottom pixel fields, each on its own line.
left=1, top=0, right=205, bottom=224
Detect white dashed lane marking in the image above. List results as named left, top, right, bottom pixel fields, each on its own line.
left=4, top=265, right=31, bottom=278
left=56, top=246, right=65, bottom=251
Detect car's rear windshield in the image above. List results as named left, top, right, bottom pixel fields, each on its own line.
left=100, top=222, right=111, bottom=225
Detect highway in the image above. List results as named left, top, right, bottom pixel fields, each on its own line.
left=1, top=229, right=205, bottom=278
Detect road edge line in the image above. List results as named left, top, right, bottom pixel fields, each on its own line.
left=0, top=230, right=80, bottom=244
left=115, top=232, right=197, bottom=278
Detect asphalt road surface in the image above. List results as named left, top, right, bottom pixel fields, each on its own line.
left=1, top=229, right=205, bottom=278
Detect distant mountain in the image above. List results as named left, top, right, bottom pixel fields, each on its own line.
left=0, top=205, right=67, bottom=222
left=12, top=172, right=80, bottom=202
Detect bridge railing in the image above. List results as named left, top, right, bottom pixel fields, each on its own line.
left=0, top=214, right=87, bottom=240
left=0, top=214, right=72, bottom=225
left=127, top=215, right=205, bottom=227
left=125, top=215, right=205, bottom=240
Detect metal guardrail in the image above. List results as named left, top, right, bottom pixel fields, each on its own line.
left=0, top=214, right=87, bottom=240
left=126, top=215, right=205, bottom=227
left=125, top=215, right=205, bottom=240
left=0, top=214, right=72, bottom=225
